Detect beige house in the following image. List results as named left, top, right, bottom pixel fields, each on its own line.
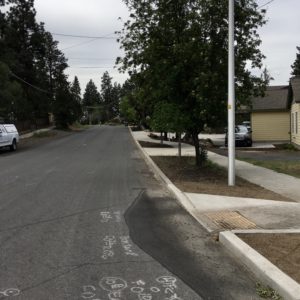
left=290, top=77, right=300, bottom=147
left=251, top=86, right=291, bottom=142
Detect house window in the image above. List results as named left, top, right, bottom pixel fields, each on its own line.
left=296, top=112, right=298, bottom=134
left=292, top=113, right=294, bottom=134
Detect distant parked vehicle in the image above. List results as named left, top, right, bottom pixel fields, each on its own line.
left=242, top=121, right=251, bottom=131
left=0, top=124, right=19, bottom=151
left=225, top=125, right=252, bottom=147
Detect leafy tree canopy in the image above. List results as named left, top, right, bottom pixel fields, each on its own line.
left=117, top=0, right=268, bottom=165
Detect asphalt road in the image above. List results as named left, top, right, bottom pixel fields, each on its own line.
left=0, top=126, right=260, bottom=299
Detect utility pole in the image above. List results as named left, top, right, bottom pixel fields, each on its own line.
left=228, top=0, right=236, bottom=186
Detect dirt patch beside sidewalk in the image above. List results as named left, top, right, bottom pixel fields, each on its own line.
left=151, top=156, right=293, bottom=202
left=238, top=233, right=300, bottom=284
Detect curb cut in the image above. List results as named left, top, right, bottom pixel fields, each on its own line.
left=219, top=231, right=300, bottom=300
left=128, top=128, right=213, bottom=232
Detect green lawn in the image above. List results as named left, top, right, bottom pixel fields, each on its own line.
left=240, top=158, right=300, bottom=178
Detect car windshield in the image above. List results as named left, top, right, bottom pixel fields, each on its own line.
left=237, top=125, right=248, bottom=133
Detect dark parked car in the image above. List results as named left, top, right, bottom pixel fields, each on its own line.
left=225, top=125, right=252, bottom=147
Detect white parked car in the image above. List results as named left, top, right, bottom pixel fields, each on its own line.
left=0, top=124, right=19, bottom=151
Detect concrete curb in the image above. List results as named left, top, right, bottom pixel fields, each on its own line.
left=128, top=128, right=213, bottom=232
left=130, top=129, right=300, bottom=299
left=219, top=231, right=300, bottom=300
left=232, top=229, right=300, bottom=234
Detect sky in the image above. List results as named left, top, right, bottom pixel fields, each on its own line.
left=34, top=0, right=300, bottom=92
left=35, top=0, right=129, bottom=93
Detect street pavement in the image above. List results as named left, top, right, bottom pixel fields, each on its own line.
left=0, top=126, right=260, bottom=299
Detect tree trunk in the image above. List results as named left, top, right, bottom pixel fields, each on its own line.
left=192, top=132, right=201, bottom=166
left=183, top=133, right=192, bottom=143
left=160, top=132, right=163, bottom=144
left=164, top=132, right=168, bottom=141
left=178, top=132, right=182, bottom=157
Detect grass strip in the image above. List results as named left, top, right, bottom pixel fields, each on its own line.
left=239, top=158, right=300, bottom=178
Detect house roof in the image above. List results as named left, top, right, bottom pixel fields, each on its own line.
left=252, top=86, right=289, bottom=111
left=291, top=77, right=300, bottom=103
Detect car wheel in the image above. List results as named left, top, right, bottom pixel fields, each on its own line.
left=10, top=139, right=17, bottom=151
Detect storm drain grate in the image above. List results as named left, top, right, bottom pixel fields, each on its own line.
left=205, top=211, right=258, bottom=230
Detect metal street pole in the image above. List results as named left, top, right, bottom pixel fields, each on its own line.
left=228, top=0, right=236, bottom=186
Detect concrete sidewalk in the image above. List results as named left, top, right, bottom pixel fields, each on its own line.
left=20, top=126, right=55, bottom=139
left=133, top=130, right=300, bottom=203
left=131, top=129, right=300, bottom=299
left=132, top=129, right=300, bottom=229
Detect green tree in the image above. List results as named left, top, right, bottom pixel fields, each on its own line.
left=83, top=79, right=100, bottom=107
left=119, top=96, right=137, bottom=123
left=4, top=0, right=44, bottom=123
left=1, top=0, right=72, bottom=127
left=83, top=79, right=101, bottom=124
left=100, top=71, right=120, bottom=121
left=71, top=76, right=81, bottom=104
left=70, top=76, right=82, bottom=121
left=41, top=30, right=68, bottom=96
left=118, top=0, right=267, bottom=165
left=0, top=1, right=7, bottom=59
left=0, top=0, right=81, bottom=130
left=0, top=61, right=23, bottom=122
left=52, top=76, right=81, bottom=129
left=291, top=46, right=300, bottom=76
left=118, top=77, right=153, bottom=128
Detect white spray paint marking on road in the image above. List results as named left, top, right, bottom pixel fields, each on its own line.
left=0, top=288, right=20, bottom=297
left=102, top=236, right=117, bottom=260
left=113, top=211, right=122, bottom=223
left=80, top=276, right=183, bottom=299
left=80, top=285, right=102, bottom=299
left=100, top=211, right=122, bottom=223
left=99, top=277, right=127, bottom=300
left=100, top=212, right=113, bottom=223
left=120, top=236, right=139, bottom=257
left=156, top=276, right=182, bottom=299
left=101, top=235, right=139, bottom=260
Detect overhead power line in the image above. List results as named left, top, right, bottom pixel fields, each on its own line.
left=258, top=0, right=275, bottom=9
left=68, top=66, right=115, bottom=69
left=9, top=71, right=51, bottom=95
left=61, top=38, right=100, bottom=51
left=51, top=32, right=117, bottom=39
left=68, top=58, right=115, bottom=61
left=53, top=32, right=117, bottom=51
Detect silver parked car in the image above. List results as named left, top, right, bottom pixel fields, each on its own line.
left=225, top=125, right=252, bottom=147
